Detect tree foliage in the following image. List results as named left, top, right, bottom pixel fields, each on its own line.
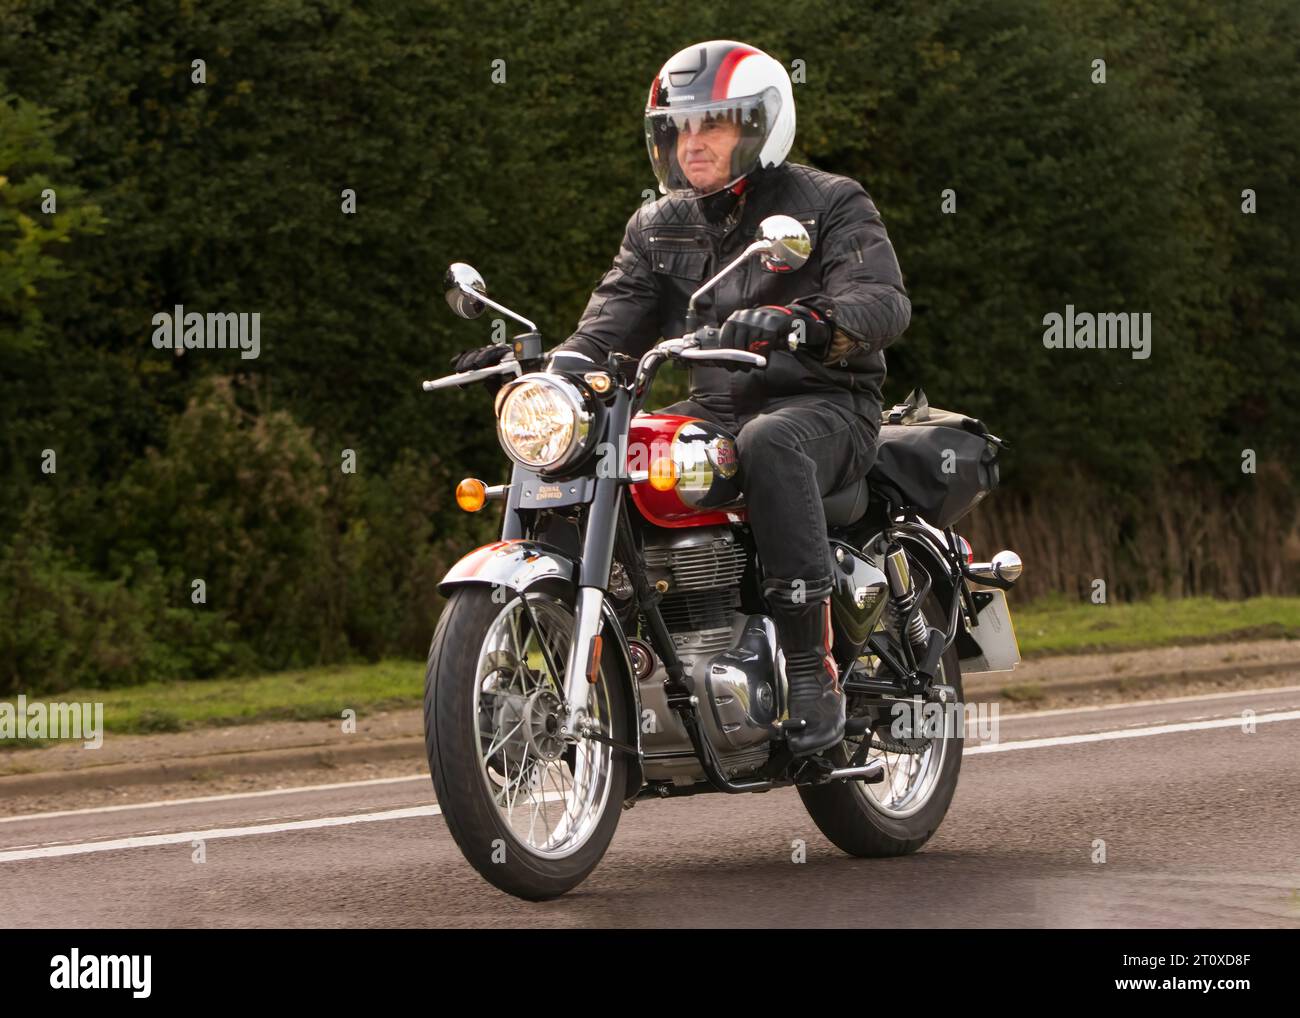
left=0, top=0, right=1294, bottom=688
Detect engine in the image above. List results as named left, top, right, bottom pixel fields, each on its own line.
left=642, top=525, right=746, bottom=647
left=632, top=525, right=781, bottom=783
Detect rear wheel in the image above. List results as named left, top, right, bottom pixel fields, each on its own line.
left=424, top=581, right=629, bottom=900
left=798, top=587, right=963, bottom=856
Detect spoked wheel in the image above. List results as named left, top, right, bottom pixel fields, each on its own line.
left=798, top=587, right=964, bottom=856
left=424, top=580, right=629, bottom=900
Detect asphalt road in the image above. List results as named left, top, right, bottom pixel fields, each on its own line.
left=3, top=685, right=1298, bottom=928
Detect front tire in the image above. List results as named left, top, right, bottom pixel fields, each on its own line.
left=424, top=581, right=629, bottom=900
left=798, top=587, right=964, bottom=857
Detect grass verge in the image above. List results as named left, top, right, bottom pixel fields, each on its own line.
left=3, top=596, right=1297, bottom=745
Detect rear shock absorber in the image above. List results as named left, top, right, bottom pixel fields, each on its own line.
left=883, top=543, right=929, bottom=652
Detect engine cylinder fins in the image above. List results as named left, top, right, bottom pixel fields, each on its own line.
left=642, top=540, right=746, bottom=593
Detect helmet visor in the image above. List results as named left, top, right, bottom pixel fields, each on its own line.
left=644, top=88, right=781, bottom=198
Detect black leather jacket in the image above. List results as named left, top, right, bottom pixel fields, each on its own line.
left=556, top=161, right=911, bottom=433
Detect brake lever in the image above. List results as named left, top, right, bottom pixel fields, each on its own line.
left=677, top=348, right=767, bottom=369
left=421, top=357, right=520, bottom=392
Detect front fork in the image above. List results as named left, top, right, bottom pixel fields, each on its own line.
left=560, top=586, right=608, bottom=739
left=496, top=465, right=612, bottom=739
left=529, top=390, right=630, bottom=741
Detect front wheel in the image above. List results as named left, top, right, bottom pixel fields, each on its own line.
left=424, top=581, right=629, bottom=900
left=798, top=587, right=964, bottom=857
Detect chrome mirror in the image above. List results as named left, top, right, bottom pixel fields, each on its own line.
left=686, top=213, right=813, bottom=319
left=444, top=262, right=488, bottom=320
left=757, top=215, right=812, bottom=272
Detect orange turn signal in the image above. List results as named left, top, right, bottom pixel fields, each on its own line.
left=455, top=478, right=487, bottom=512
left=648, top=457, right=677, bottom=492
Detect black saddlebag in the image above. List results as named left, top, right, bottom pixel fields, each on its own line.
left=867, top=388, right=1003, bottom=527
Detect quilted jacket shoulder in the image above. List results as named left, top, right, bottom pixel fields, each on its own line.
left=558, top=161, right=910, bottom=428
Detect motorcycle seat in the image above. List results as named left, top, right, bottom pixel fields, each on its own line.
left=821, top=476, right=870, bottom=527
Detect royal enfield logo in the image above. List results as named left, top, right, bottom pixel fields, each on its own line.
left=711, top=437, right=738, bottom=478
left=534, top=484, right=563, bottom=501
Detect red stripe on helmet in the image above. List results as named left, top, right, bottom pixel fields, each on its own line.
left=712, top=46, right=759, bottom=100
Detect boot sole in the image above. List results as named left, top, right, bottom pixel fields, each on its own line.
left=787, top=725, right=846, bottom=758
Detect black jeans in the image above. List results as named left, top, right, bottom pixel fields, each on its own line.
left=659, top=396, right=880, bottom=609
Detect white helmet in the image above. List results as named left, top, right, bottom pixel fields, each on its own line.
left=644, top=40, right=796, bottom=199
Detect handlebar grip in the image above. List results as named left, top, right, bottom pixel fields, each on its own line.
left=693, top=325, right=722, bottom=349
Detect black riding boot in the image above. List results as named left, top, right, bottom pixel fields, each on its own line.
left=769, top=594, right=845, bottom=757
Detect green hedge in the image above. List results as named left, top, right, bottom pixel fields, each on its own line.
left=0, top=0, right=1295, bottom=690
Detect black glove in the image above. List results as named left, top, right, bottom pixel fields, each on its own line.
left=719, top=304, right=832, bottom=357
left=449, top=343, right=510, bottom=393
left=450, top=343, right=509, bottom=373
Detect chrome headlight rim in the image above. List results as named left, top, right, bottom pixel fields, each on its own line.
left=495, top=373, right=596, bottom=474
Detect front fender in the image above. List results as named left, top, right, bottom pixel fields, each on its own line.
left=438, top=538, right=645, bottom=802
left=438, top=538, right=577, bottom=596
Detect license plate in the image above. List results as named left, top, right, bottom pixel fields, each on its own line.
left=960, top=589, right=1021, bottom=673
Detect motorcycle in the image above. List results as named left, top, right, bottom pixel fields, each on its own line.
left=422, top=214, right=1025, bottom=900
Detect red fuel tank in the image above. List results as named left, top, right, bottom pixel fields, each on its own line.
left=626, top=413, right=748, bottom=528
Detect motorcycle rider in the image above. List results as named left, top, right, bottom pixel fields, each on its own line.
left=452, top=40, right=911, bottom=757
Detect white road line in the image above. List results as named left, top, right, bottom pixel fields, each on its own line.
left=965, top=710, right=1300, bottom=755
left=5, top=687, right=1295, bottom=827
left=0, top=804, right=444, bottom=863
left=987, top=683, right=1300, bottom=721
left=0, top=773, right=430, bottom=825
left=3, top=705, right=1297, bottom=860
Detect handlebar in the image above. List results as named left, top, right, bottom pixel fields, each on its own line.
left=678, top=347, right=767, bottom=367
left=422, top=327, right=766, bottom=398
left=632, top=327, right=767, bottom=399
left=421, top=356, right=521, bottom=392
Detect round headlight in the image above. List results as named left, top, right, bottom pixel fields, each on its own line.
left=496, top=376, right=592, bottom=471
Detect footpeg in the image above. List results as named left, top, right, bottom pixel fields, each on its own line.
left=827, top=758, right=887, bottom=782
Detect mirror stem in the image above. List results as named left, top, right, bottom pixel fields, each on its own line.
left=459, top=287, right=538, bottom=334
left=686, top=240, right=768, bottom=323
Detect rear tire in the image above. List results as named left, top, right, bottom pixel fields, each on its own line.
left=798, top=588, right=963, bottom=857
left=424, top=581, right=630, bottom=900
